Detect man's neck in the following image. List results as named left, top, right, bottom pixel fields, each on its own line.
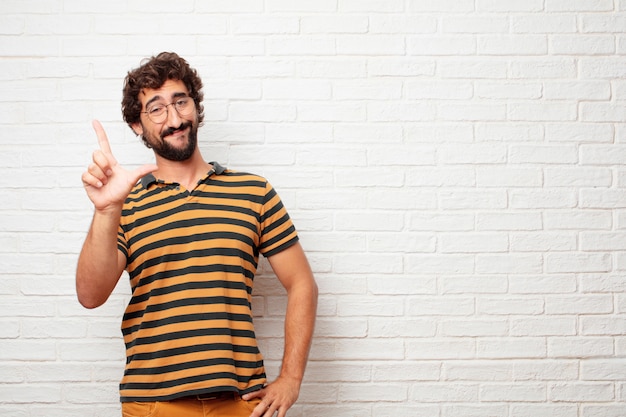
left=153, top=150, right=213, bottom=191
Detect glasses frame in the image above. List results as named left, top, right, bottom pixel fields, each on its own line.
left=141, top=96, right=195, bottom=124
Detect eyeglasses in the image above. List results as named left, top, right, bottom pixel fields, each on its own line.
left=142, top=96, right=195, bottom=124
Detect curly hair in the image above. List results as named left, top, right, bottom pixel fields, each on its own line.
left=121, top=52, right=204, bottom=128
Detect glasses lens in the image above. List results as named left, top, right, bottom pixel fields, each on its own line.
left=176, top=98, right=193, bottom=116
left=147, top=105, right=166, bottom=123
left=145, top=98, right=194, bottom=123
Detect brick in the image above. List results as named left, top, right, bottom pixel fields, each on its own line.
left=406, top=254, right=475, bottom=274
left=580, top=57, right=626, bottom=78
left=480, top=35, right=549, bottom=55
left=339, top=0, right=404, bottom=12
left=408, top=35, right=477, bottom=56
left=441, top=319, right=508, bottom=337
left=439, top=59, right=508, bottom=79
left=406, top=340, right=476, bottom=360
left=513, top=360, right=579, bottom=380
left=476, top=0, right=544, bottom=11
left=549, top=382, right=614, bottom=402
left=480, top=383, right=545, bottom=402
left=369, top=318, right=436, bottom=337
left=478, top=296, right=544, bottom=315
left=546, top=0, right=614, bottom=11
left=551, top=35, right=615, bottom=55
left=407, top=296, right=475, bottom=316
left=370, top=15, right=437, bottom=34
left=337, top=35, right=406, bottom=56
left=266, top=0, right=337, bottom=12
left=582, top=15, right=626, bottom=33
left=368, top=58, right=435, bottom=77
left=477, top=338, right=547, bottom=359
left=544, top=80, right=611, bottom=100
left=510, top=232, right=577, bottom=252
left=547, top=252, right=612, bottom=273
left=410, top=213, right=475, bottom=231
left=439, top=190, right=507, bottom=210
left=511, top=15, right=578, bottom=33
left=581, top=102, right=626, bottom=122
left=511, top=405, right=578, bottom=417
left=232, top=16, right=299, bottom=35
left=442, top=16, right=509, bottom=33
left=510, top=58, right=578, bottom=79
left=581, top=189, right=626, bottom=208
left=334, top=80, right=402, bottom=100
left=440, top=275, right=508, bottom=294
left=373, top=362, right=440, bottom=382
left=545, top=167, right=612, bottom=187
left=582, top=405, right=626, bottom=417
left=410, top=383, right=478, bottom=402
left=0, top=384, right=62, bottom=404
left=509, top=189, right=578, bottom=209
left=367, top=233, right=436, bottom=254
left=476, top=167, right=542, bottom=187
left=405, top=81, right=473, bottom=100
left=440, top=233, right=508, bottom=253
left=194, top=0, right=263, bottom=12
left=510, top=317, right=577, bottom=336
left=476, top=82, right=542, bottom=99
left=549, top=337, right=615, bottom=358
left=408, top=0, right=475, bottom=12
left=302, top=15, right=368, bottom=34
left=581, top=359, right=626, bottom=380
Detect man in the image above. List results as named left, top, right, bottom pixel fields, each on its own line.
left=76, top=52, right=318, bottom=417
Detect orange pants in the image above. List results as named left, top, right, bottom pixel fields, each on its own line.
left=121, top=394, right=262, bottom=417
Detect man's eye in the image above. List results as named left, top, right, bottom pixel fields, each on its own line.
left=177, top=98, right=189, bottom=106
left=149, top=106, right=164, bottom=114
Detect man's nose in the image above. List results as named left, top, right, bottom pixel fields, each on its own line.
left=165, top=103, right=182, bottom=126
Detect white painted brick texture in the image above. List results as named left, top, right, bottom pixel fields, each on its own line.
left=1, top=1, right=626, bottom=416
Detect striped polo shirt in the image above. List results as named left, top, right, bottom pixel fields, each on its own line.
left=116, top=162, right=299, bottom=402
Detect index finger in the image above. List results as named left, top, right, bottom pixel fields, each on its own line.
left=91, top=120, right=116, bottom=160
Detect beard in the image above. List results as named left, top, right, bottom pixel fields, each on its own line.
left=142, top=120, right=198, bottom=162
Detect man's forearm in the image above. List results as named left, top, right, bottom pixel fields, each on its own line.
left=76, top=208, right=125, bottom=309
left=280, top=278, right=318, bottom=383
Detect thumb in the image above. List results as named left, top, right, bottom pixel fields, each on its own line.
left=130, top=164, right=158, bottom=184
left=242, top=389, right=263, bottom=401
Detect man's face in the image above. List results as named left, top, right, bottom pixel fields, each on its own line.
left=132, top=79, right=199, bottom=162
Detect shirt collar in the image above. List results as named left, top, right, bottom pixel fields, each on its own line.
left=140, top=161, right=226, bottom=188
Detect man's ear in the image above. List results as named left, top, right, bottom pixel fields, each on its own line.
left=131, top=122, right=143, bottom=136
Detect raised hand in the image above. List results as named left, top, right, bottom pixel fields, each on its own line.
left=81, top=120, right=158, bottom=211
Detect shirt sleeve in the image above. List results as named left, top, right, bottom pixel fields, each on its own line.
left=258, top=181, right=299, bottom=257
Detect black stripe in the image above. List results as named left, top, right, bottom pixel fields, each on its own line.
left=128, top=279, right=250, bottom=306
left=128, top=219, right=259, bottom=262
left=127, top=328, right=257, bottom=349
left=261, top=226, right=298, bottom=252
left=130, top=263, right=256, bottom=295
left=130, top=244, right=258, bottom=281
left=121, top=371, right=265, bottom=393
left=126, top=343, right=261, bottom=362
left=121, top=371, right=239, bottom=391
left=123, top=357, right=265, bottom=376
left=122, top=312, right=253, bottom=336
left=120, top=383, right=266, bottom=403
left=123, top=296, right=251, bottom=322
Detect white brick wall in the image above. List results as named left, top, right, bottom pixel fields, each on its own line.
left=1, top=1, right=625, bottom=416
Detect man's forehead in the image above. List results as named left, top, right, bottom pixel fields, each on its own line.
left=138, top=79, right=189, bottom=102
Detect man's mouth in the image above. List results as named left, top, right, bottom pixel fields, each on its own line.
left=161, top=123, right=191, bottom=140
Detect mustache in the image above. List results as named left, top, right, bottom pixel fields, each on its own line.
left=161, top=122, right=192, bottom=140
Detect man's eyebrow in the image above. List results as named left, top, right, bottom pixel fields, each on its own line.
left=145, top=95, right=163, bottom=109
left=145, top=91, right=189, bottom=108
